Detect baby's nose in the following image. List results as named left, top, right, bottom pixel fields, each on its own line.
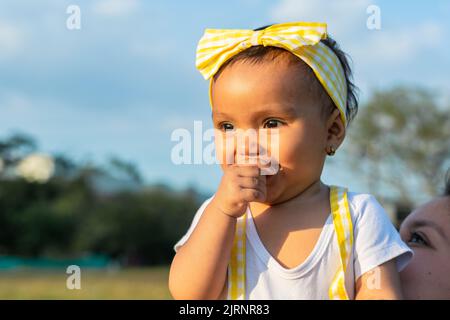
left=236, top=138, right=271, bottom=166
left=236, top=136, right=260, bottom=157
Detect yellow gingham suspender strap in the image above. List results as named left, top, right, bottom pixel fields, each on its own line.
left=329, top=186, right=354, bottom=299
left=227, top=186, right=353, bottom=300
left=227, top=214, right=247, bottom=300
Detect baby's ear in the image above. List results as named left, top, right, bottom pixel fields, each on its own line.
left=326, top=108, right=346, bottom=148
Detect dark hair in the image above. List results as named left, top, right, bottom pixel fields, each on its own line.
left=444, top=169, right=450, bottom=197
left=212, top=24, right=359, bottom=124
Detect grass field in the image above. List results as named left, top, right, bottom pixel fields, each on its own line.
left=0, top=266, right=172, bottom=299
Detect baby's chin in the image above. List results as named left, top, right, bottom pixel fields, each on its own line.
left=262, top=182, right=285, bottom=205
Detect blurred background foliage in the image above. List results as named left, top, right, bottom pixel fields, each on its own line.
left=345, top=86, right=450, bottom=206
left=0, top=85, right=449, bottom=299
left=1, top=86, right=448, bottom=265
left=0, top=132, right=205, bottom=266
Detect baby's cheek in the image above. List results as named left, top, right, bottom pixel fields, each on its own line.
left=279, top=132, right=321, bottom=166
left=279, top=135, right=300, bottom=160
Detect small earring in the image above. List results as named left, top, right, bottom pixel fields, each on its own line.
left=327, top=145, right=336, bottom=156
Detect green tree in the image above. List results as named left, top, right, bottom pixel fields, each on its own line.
left=0, top=133, right=36, bottom=174
left=346, top=86, right=450, bottom=205
left=0, top=133, right=204, bottom=265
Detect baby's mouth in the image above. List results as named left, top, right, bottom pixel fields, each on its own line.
left=265, top=164, right=283, bottom=185
left=259, top=156, right=281, bottom=176
left=237, top=154, right=281, bottom=176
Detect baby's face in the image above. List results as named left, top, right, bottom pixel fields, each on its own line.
left=211, top=57, right=333, bottom=204
left=400, top=197, right=450, bottom=299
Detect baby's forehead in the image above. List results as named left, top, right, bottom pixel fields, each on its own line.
left=216, top=49, right=312, bottom=79
left=219, top=59, right=310, bottom=87
left=210, top=51, right=328, bottom=119
left=214, top=56, right=318, bottom=97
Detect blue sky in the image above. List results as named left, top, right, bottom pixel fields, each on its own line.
left=1, top=0, right=449, bottom=196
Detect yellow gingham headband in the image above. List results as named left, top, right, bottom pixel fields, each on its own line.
left=195, top=21, right=348, bottom=126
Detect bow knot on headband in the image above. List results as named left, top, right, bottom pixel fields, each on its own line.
left=195, top=22, right=349, bottom=126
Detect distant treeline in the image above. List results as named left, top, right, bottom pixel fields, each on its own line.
left=0, top=133, right=206, bottom=266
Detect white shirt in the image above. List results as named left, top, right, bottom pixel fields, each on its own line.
left=173, top=191, right=413, bottom=299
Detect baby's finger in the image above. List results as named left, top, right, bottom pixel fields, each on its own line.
left=238, top=175, right=266, bottom=189
left=235, top=164, right=260, bottom=177
left=240, top=188, right=264, bottom=202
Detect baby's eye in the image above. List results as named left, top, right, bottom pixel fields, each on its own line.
left=220, top=123, right=234, bottom=132
left=409, top=231, right=428, bottom=246
left=263, top=119, right=284, bottom=128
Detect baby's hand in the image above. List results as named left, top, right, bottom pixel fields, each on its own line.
left=211, top=162, right=267, bottom=218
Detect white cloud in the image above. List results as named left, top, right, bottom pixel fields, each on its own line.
left=355, top=21, right=444, bottom=64
left=269, top=0, right=445, bottom=64
left=269, top=0, right=447, bottom=95
left=92, top=0, right=139, bottom=17
left=0, top=20, right=24, bottom=59
left=270, top=0, right=371, bottom=40
left=0, top=90, right=32, bottom=114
